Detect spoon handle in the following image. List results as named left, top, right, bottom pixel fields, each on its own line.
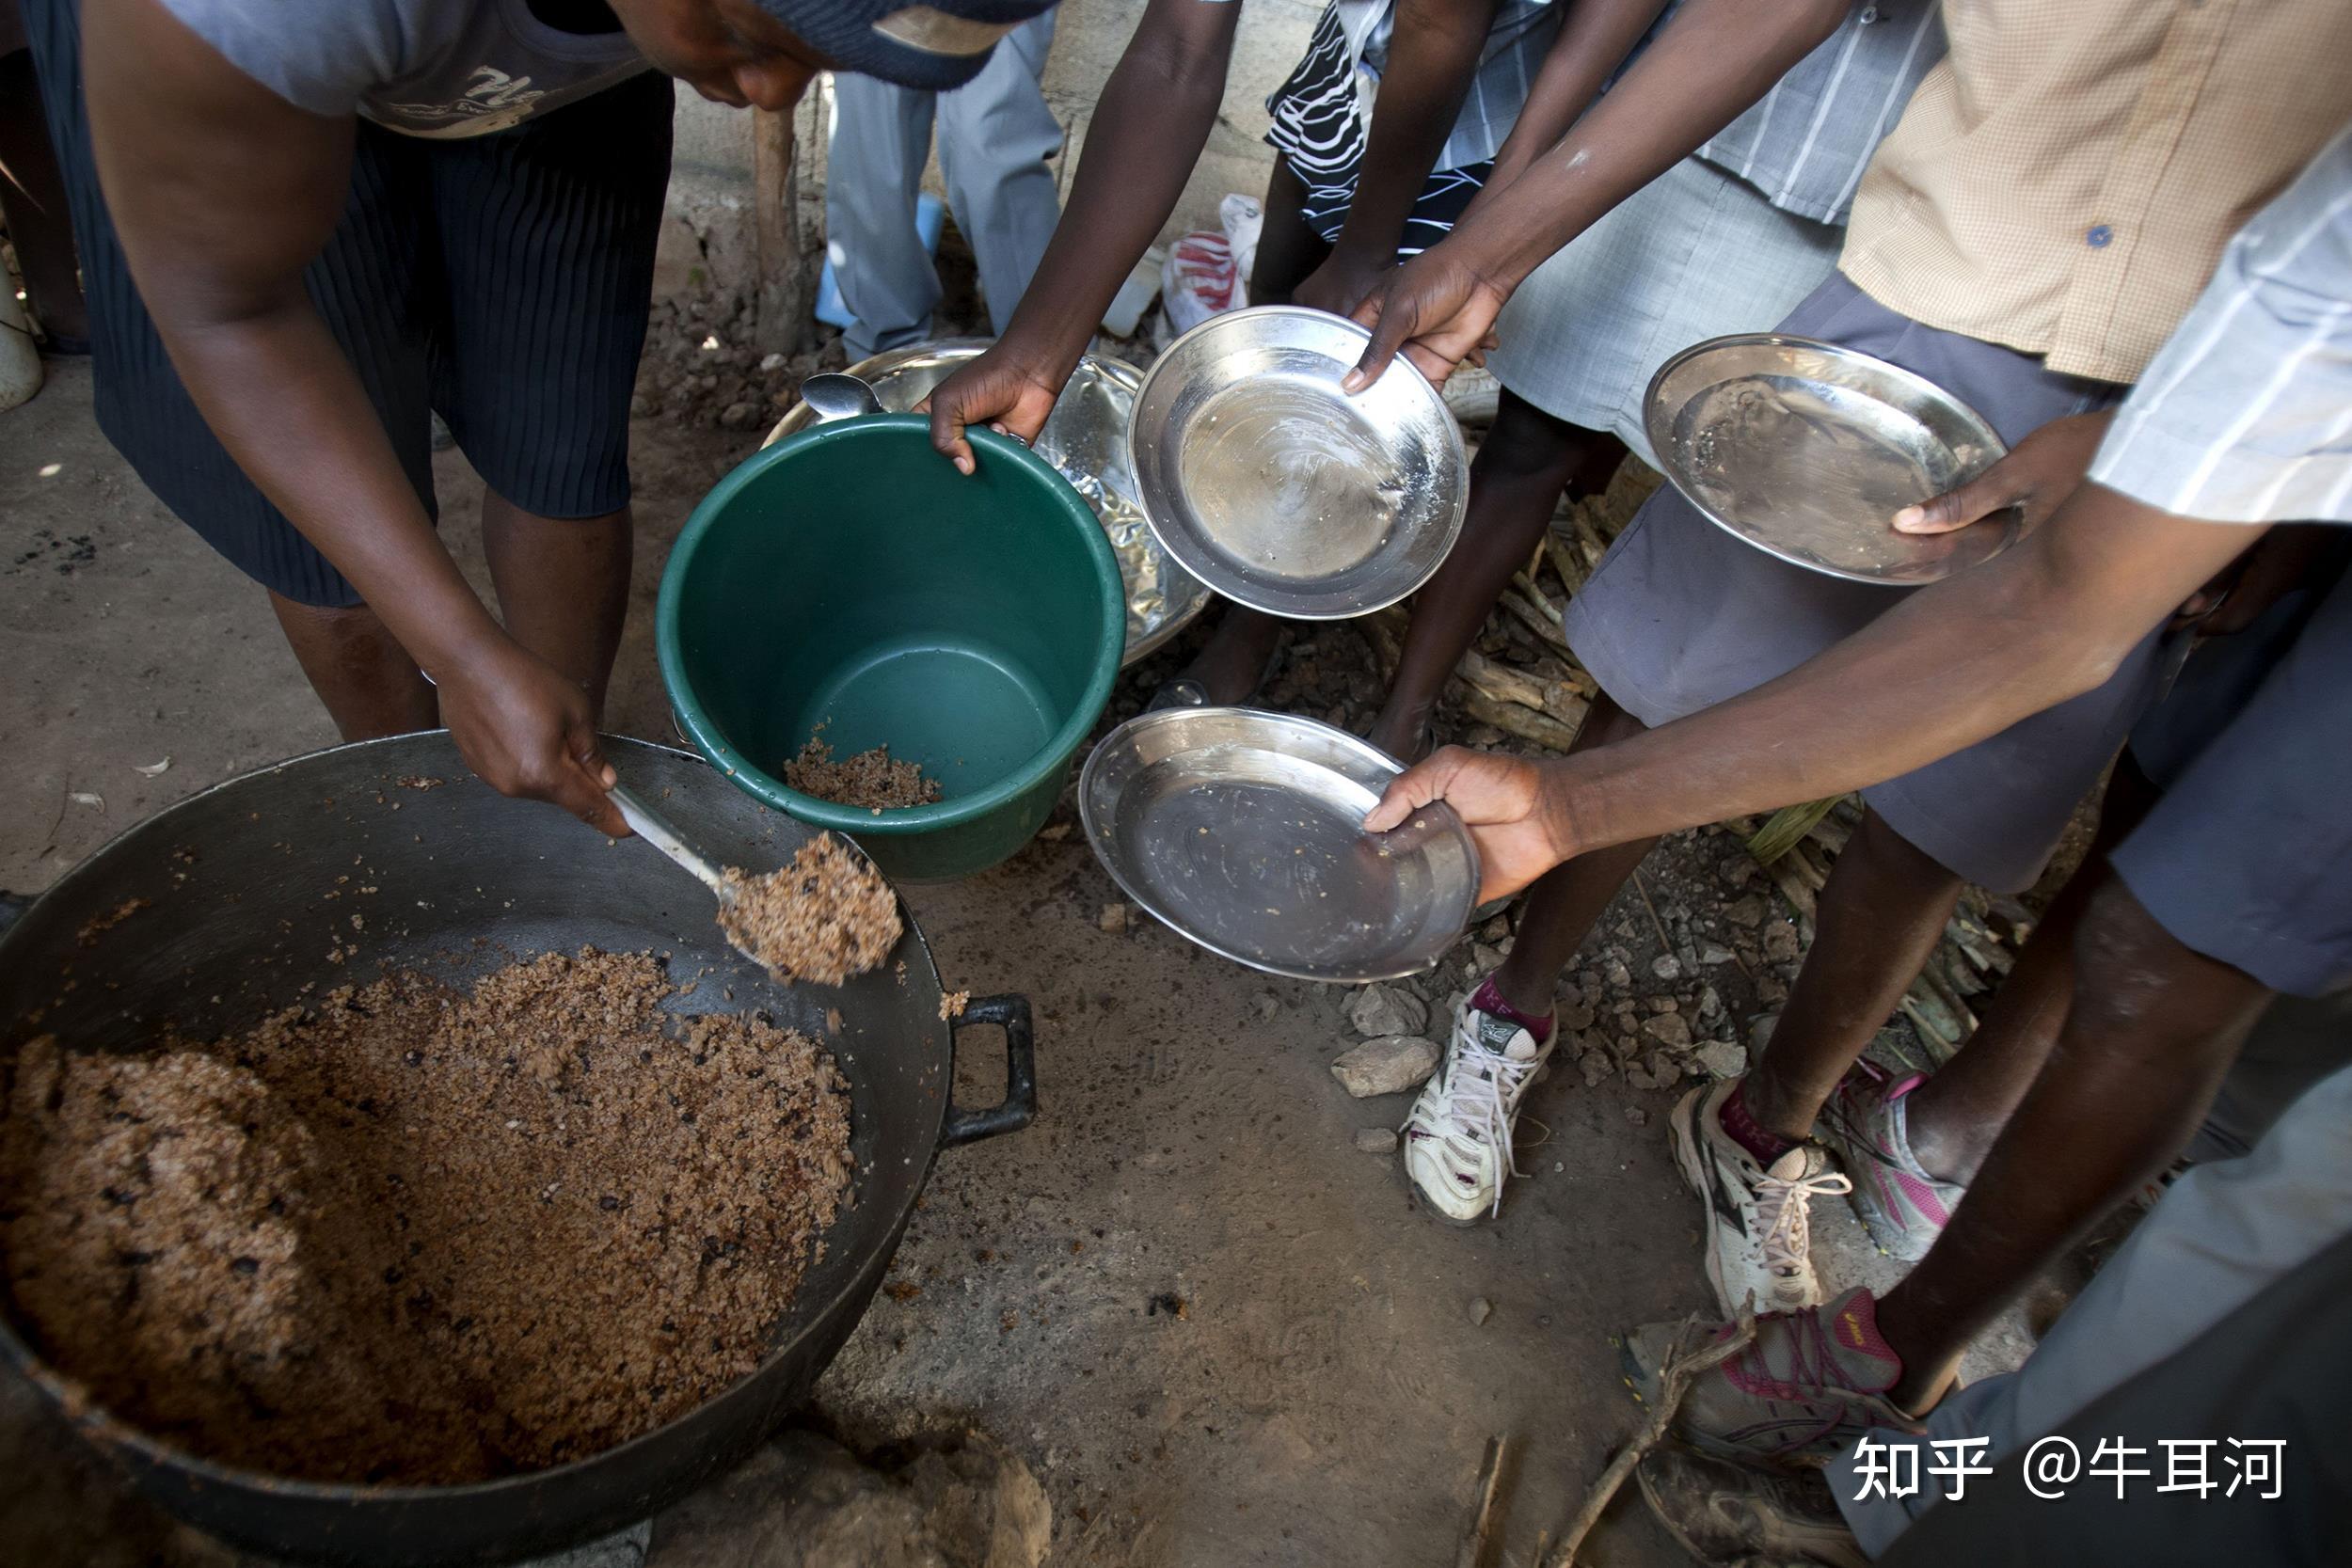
left=609, top=783, right=731, bottom=899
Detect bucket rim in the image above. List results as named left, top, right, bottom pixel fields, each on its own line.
left=656, top=414, right=1126, bottom=839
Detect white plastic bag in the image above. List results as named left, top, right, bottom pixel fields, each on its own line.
left=1159, top=194, right=1265, bottom=338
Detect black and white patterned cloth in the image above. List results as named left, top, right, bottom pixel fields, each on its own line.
left=1265, top=0, right=1553, bottom=179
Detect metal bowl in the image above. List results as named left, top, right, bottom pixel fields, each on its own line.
left=768, top=339, right=1210, bottom=664
left=1645, top=335, right=2018, bottom=586
left=1079, top=707, right=1480, bottom=983
left=1126, top=307, right=1469, bottom=620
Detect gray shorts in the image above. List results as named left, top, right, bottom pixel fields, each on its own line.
left=1561, top=274, right=2157, bottom=892
left=2113, top=559, right=2352, bottom=997
left=1487, top=154, right=1842, bottom=467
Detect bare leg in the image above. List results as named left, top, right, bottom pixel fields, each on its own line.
left=0, top=49, right=88, bottom=342
left=1159, top=160, right=1330, bottom=706
left=269, top=592, right=439, bottom=740
left=1737, top=810, right=1965, bottom=1144
left=1369, top=391, right=1613, bottom=758
left=1903, top=759, right=2165, bottom=1182
left=1872, top=880, right=2272, bottom=1411
left=479, top=493, right=632, bottom=720
left=1486, top=694, right=1660, bottom=1017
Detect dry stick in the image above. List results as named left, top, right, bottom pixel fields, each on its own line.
left=1498, top=586, right=1574, bottom=655
left=1549, top=1318, right=1757, bottom=1568
left=1630, top=869, right=1677, bottom=964
left=1456, top=1433, right=1510, bottom=1568
left=1459, top=649, right=1591, bottom=730
left=1463, top=691, right=1582, bottom=752
left=1543, top=530, right=1588, bottom=598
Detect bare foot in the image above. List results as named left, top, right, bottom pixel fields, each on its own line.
left=1165, top=608, right=1284, bottom=706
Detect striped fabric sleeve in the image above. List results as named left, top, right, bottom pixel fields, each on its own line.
left=2089, top=122, right=2352, bottom=528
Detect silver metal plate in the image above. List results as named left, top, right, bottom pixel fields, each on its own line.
left=1645, top=334, right=2019, bottom=586
left=768, top=339, right=1211, bottom=664
left=1127, top=307, right=1469, bottom=620
left=1079, top=707, right=1480, bottom=984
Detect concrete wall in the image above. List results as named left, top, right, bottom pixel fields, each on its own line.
left=652, top=0, right=1319, bottom=318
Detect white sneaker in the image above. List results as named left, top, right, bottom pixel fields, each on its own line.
left=1669, top=1079, right=1851, bottom=1316
left=1402, top=990, right=1557, bottom=1223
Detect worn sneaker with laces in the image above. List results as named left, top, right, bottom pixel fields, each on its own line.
left=1401, top=990, right=1556, bottom=1223
left=1671, top=1080, right=1851, bottom=1316
left=1636, top=1445, right=1869, bottom=1568
left=1813, top=1069, right=1963, bottom=1262
left=1624, top=1288, right=1915, bottom=1466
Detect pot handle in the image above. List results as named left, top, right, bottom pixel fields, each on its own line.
left=940, top=993, right=1037, bottom=1148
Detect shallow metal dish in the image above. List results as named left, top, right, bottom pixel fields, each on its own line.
left=1127, top=307, right=1469, bottom=620
left=1079, top=707, right=1480, bottom=983
left=1645, top=334, right=2018, bottom=586
left=768, top=338, right=1210, bottom=664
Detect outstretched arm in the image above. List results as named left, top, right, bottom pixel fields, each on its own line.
left=927, top=0, right=1242, bottom=471
left=1293, top=0, right=1504, bottom=317
left=1344, top=0, right=1849, bottom=388
left=1370, top=488, right=2261, bottom=899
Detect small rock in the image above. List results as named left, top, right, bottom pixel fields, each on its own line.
left=1641, top=1013, right=1692, bottom=1050
left=1329, top=1035, right=1439, bottom=1098
left=1696, top=1040, right=1748, bottom=1079
left=1254, top=990, right=1280, bottom=1021
left=758, top=350, right=787, bottom=371
left=718, top=400, right=759, bottom=429
left=1480, top=914, right=1510, bottom=942
left=1697, top=984, right=1724, bottom=1022
left=1651, top=955, right=1682, bottom=981
left=1762, top=922, right=1801, bottom=963
left=1757, top=975, right=1790, bottom=1004
left=1098, top=902, right=1132, bottom=935
left=1346, top=984, right=1429, bottom=1039
left=1698, top=943, right=1737, bottom=966
left=1353, top=1126, right=1399, bottom=1154
left=1624, top=1105, right=1648, bottom=1128
left=1578, top=1049, right=1612, bottom=1087
left=1603, top=960, right=1633, bottom=990
left=1645, top=996, right=1678, bottom=1015
left=1721, top=855, right=1758, bottom=889
left=1558, top=1001, right=1596, bottom=1032
left=1468, top=1296, right=1494, bottom=1327
left=1724, top=894, right=1768, bottom=928
left=1472, top=942, right=1507, bottom=973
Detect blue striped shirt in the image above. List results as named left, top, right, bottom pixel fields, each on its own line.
left=2090, top=123, right=2352, bottom=528
left=1692, top=0, right=1944, bottom=228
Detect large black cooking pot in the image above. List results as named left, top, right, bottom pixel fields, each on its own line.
left=0, top=734, right=1034, bottom=1566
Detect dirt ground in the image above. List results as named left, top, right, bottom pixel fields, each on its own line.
left=0, top=351, right=2059, bottom=1568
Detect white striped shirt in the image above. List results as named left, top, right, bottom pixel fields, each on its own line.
left=1691, top=0, right=1945, bottom=228
left=2090, top=122, right=2352, bottom=528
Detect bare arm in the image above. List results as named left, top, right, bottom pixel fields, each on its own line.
left=1294, top=0, right=1504, bottom=316
left=85, top=0, right=623, bottom=832
left=1369, top=488, right=2265, bottom=898
left=927, top=0, right=1241, bottom=470
left=1346, top=0, right=1850, bottom=386
left=1468, top=0, right=1670, bottom=209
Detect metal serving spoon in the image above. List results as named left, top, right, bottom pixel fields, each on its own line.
left=607, top=782, right=765, bottom=965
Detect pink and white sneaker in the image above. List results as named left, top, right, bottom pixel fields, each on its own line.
left=1813, top=1069, right=1963, bottom=1263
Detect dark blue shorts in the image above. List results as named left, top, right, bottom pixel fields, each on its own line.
left=26, top=0, right=671, bottom=608
left=2115, top=547, right=2352, bottom=998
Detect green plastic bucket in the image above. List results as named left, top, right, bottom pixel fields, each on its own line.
left=658, top=414, right=1125, bottom=881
